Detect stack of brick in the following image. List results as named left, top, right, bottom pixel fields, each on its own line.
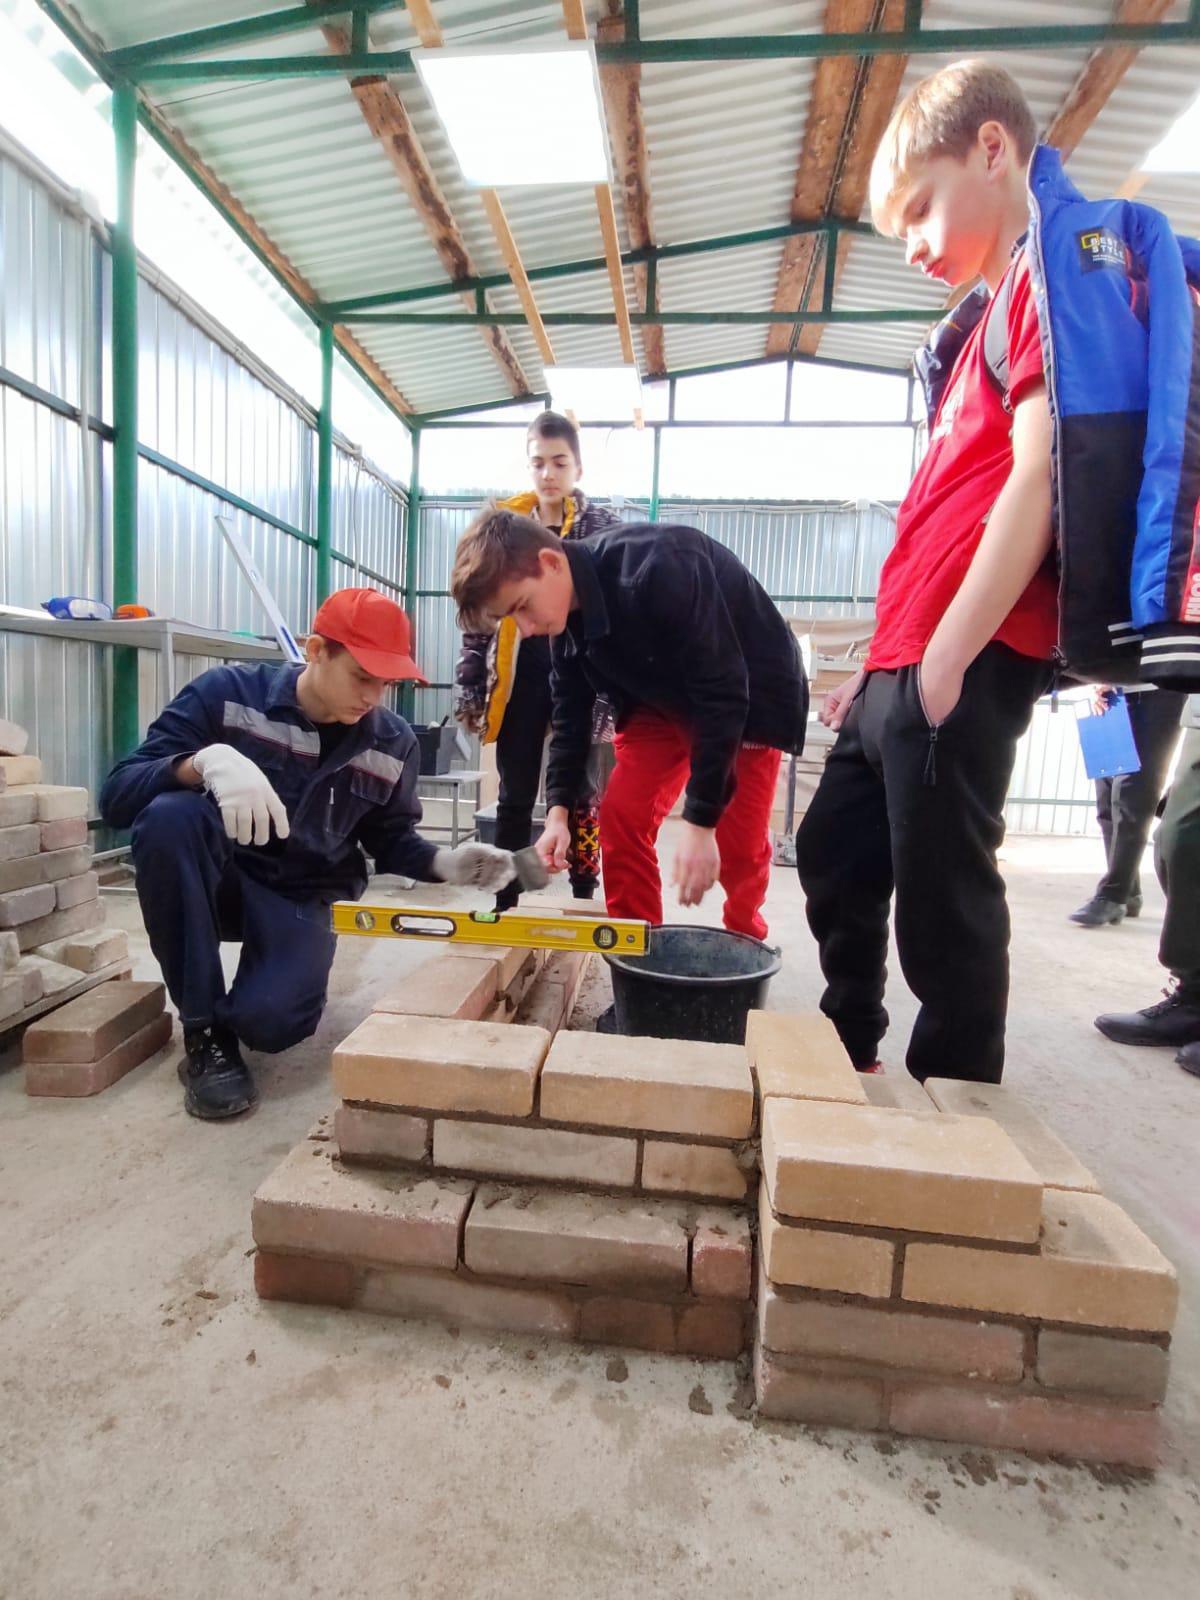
left=252, top=942, right=757, bottom=1358
left=23, top=980, right=172, bottom=1096
left=0, top=727, right=130, bottom=1029
left=751, top=1013, right=1178, bottom=1468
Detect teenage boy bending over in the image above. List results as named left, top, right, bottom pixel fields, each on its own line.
left=450, top=509, right=807, bottom=941
left=796, top=61, right=1057, bottom=1084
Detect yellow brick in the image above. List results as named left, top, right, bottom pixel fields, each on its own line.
left=861, top=1072, right=937, bottom=1114
left=332, top=1014, right=550, bottom=1117
left=904, top=1189, right=1178, bottom=1333
left=373, top=955, right=498, bottom=1021
left=540, top=1030, right=754, bottom=1139
left=923, top=1079, right=1098, bottom=1192
left=745, top=1011, right=867, bottom=1106
left=762, top=1099, right=1043, bottom=1244
left=758, top=1183, right=893, bottom=1297
left=641, top=1141, right=750, bottom=1200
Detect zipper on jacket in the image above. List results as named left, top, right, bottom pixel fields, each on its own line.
left=1027, top=170, right=1071, bottom=674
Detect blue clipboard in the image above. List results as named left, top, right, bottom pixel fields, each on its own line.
left=1076, top=693, right=1141, bottom=780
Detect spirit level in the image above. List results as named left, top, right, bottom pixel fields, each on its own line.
left=330, top=901, right=650, bottom=955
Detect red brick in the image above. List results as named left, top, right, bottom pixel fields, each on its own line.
left=37, top=926, right=127, bottom=973
left=0, top=884, right=55, bottom=927
left=754, top=1345, right=886, bottom=1429
left=691, top=1211, right=753, bottom=1301
left=16, top=896, right=104, bottom=952
left=25, top=1012, right=173, bottom=1097
left=0, top=842, right=92, bottom=894
left=1036, top=1329, right=1169, bottom=1404
left=334, top=1104, right=430, bottom=1165
left=252, top=1144, right=473, bottom=1269
left=677, top=1302, right=747, bottom=1359
left=641, top=1141, right=750, bottom=1201
left=578, top=1296, right=676, bottom=1352
left=889, top=1382, right=1161, bottom=1468
left=40, top=817, right=89, bottom=852
left=360, top=1265, right=578, bottom=1338
left=758, top=1279, right=1025, bottom=1382
left=373, top=955, right=498, bottom=1021
left=465, top=1186, right=689, bottom=1291
left=254, top=1251, right=358, bottom=1308
left=23, top=979, right=164, bottom=1062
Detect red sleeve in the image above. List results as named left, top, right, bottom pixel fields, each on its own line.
left=1005, top=252, right=1045, bottom=408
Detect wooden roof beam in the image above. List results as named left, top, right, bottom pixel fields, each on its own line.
left=318, top=14, right=533, bottom=397
left=768, top=0, right=909, bottom=360
left=1045, top=0, right=1175, bottom=157
left=403, top=2, right=556, bottom=369
left=562, top=1, right=639, bottom=388
left=596, top=7, right=666, bottom=379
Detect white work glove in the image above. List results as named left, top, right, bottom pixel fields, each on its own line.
left=193, top=743, right=290, bottom=848
left=433, top=843, right=516, bottom=892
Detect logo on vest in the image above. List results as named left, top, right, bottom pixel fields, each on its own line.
left=1077, top=228, right=1128, bottom=274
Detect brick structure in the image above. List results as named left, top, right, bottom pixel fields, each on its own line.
left=0, top=724, right=132, bottom=1050
left=252, top=946, right=1178, bottom=1470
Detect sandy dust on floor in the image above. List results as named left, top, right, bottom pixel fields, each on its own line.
left=1, top=830, right=1196, bottom=1600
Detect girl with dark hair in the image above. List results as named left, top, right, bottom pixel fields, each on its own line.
left=454, top=412, right=622, bottom=908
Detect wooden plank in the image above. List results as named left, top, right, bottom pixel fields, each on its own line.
left=594, top=183, right=637, bottom=368
left=320, top=18, right=534, bottom=398
left=768, top=0, right=909, bottom=360
left=1045, top=0, right=1174, bottom=159
left=479, top=191, right=556, bottom=366
left=596, top=11, right=666, bottom=379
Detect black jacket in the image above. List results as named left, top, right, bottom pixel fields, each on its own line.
left=100, top=662, right=439, bottom=903
left=545, top=523, right=808, bottom=828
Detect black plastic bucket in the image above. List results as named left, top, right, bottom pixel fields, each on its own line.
left=603, top=925, right=782, bottom=1044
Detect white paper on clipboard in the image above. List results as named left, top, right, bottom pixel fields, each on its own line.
left=214, top=514, right=305, bottom=665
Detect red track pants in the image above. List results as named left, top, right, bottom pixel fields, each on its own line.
left=599, top=710, right=782, bottom=940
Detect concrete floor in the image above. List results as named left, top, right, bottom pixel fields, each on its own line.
left=1, top=829, right=1197, bottom=1600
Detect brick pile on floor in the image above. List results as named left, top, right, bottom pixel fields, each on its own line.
left=752, top=1013, right=1177, bottom=1468
left=2, top=721, right=152, bottom=1087
left=252, top=939, right=755, bottom=1359
left=22, top=980, right=172, bottom=1096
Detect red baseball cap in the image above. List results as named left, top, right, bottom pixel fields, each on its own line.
left=310, top=588, right=428, bottom=683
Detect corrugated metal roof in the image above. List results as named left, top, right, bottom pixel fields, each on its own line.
left=57, top=1, right=1200, bottom=413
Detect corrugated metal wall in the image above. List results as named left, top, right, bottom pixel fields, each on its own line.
left=2, top=147, right=1099, bottom=836
left=0, top=144, right=407, bottom=801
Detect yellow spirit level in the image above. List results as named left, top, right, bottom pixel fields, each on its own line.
left=330, top=901, right=650, bottom=956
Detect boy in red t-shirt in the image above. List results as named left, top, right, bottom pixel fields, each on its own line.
left=796, top=61, right=1057, bottom=1085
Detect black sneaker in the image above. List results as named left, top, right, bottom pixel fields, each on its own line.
left=179, top=1026, right=258, bottom=1120
left=1178, top=1041, right=1200, bottom=1078
left=1069, top=896, right=1126, bottom=928
left=1094, top=987, right=1200, bottom=1048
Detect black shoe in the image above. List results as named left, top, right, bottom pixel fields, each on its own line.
left=1125, top=895, right=1143, bottom=919
left=1094, top=987, right=1200, bottom=1048
left=1178, top=1041, right=1200, bottom=1078
left=595, top=1003, right=620, bottom=1035
left=1069, top=896, right=1126, bottom=928
left=179, top=1026, right=257, bottom=1119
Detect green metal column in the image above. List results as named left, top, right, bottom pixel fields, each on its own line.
left=111, top=82, right=140, bottom=760
left=316, top=321, right=334, bottom=604
left=648, top=425, right=662, bottom=521
left=402, top=427, right=421, bottom=719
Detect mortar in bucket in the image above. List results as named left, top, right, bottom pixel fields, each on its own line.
left=603, top=925, right=781, bottom=1044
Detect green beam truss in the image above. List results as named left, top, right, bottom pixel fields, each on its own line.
left=317, top=322, right=335, bottom=604
left=338, top=307, right=938, bottom=327
left=110, top=81, right=140, bottom=762
left=105, top=2, right=405, bottom=67
left=120, top=21, right=1200, bottom=82
left=316, top=219, right=874, bottom=317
